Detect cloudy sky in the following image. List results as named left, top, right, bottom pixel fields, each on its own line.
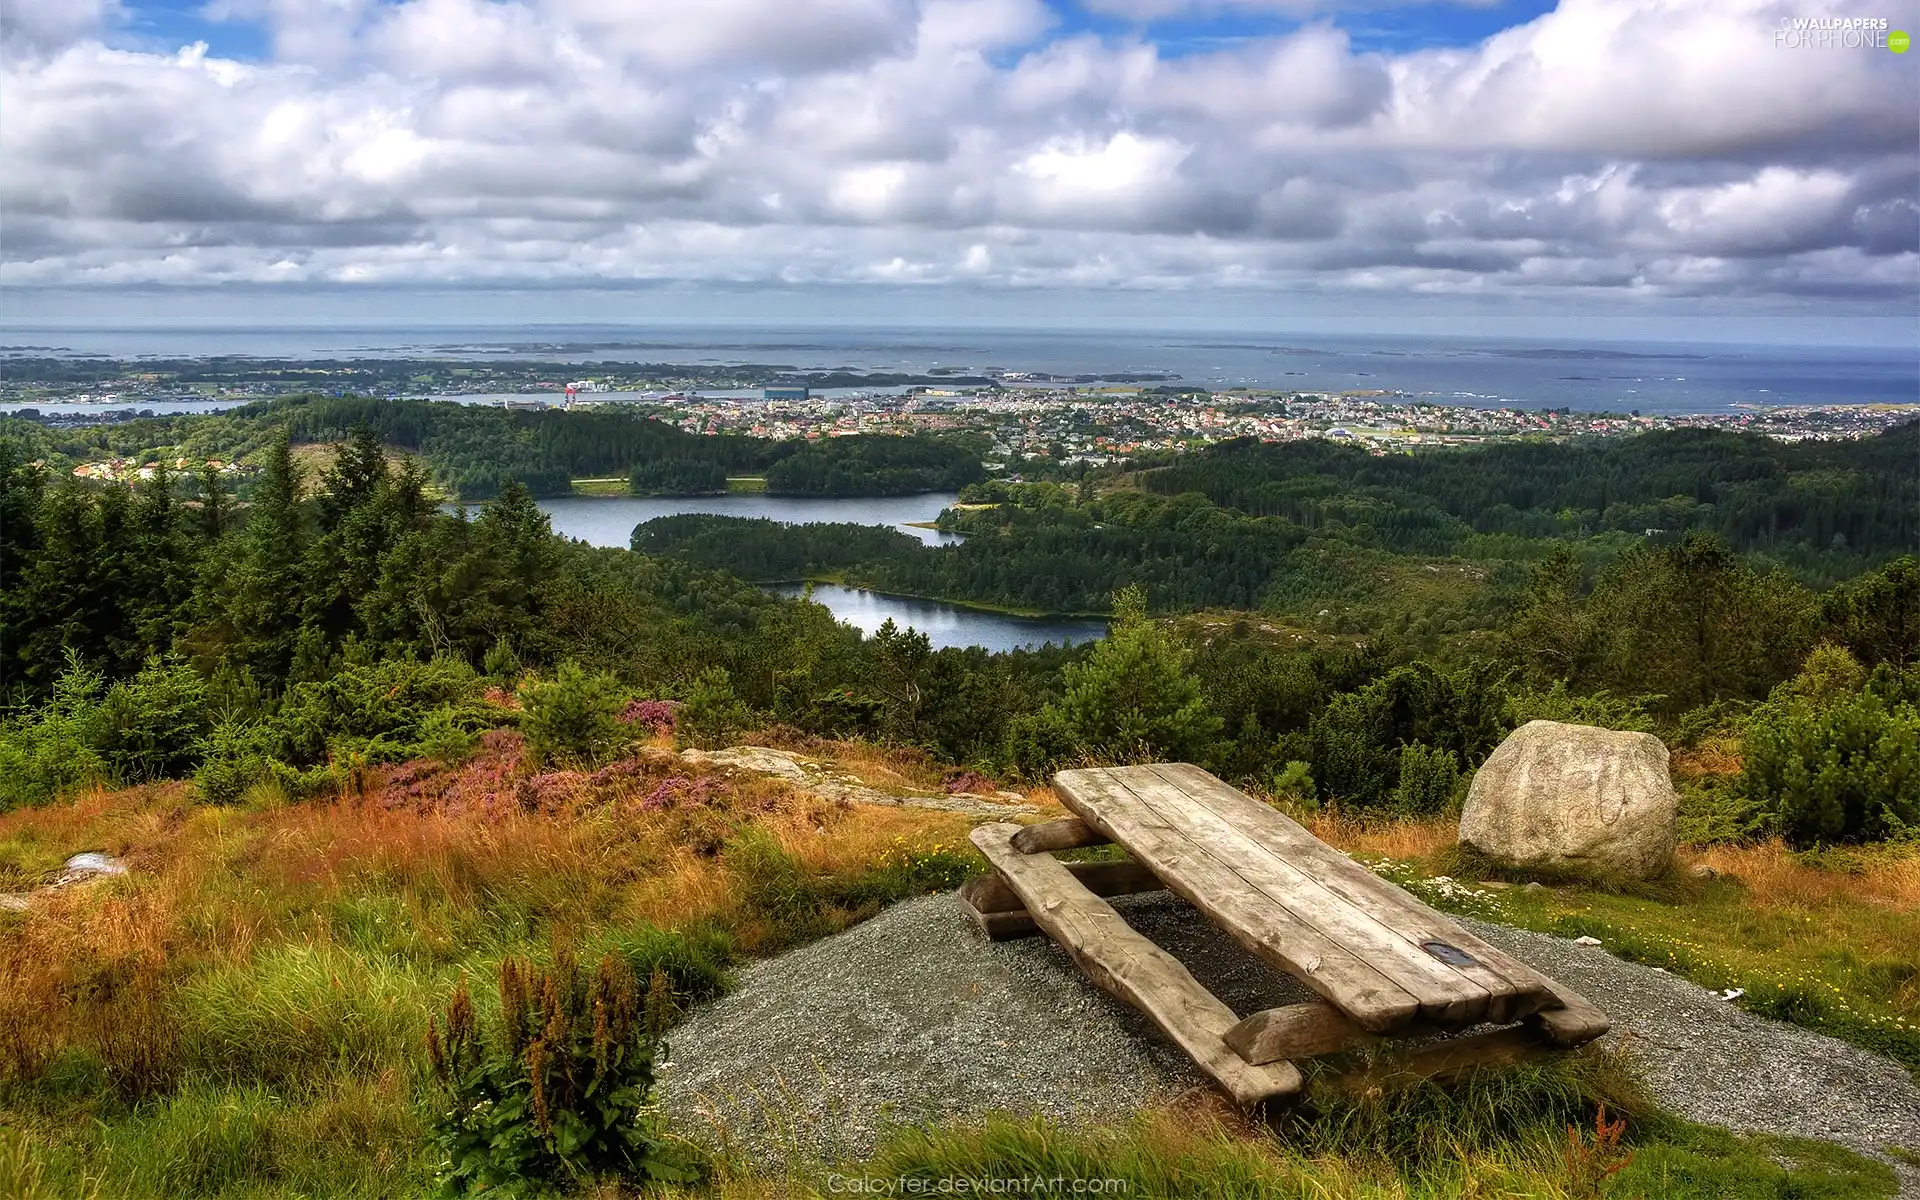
left=2, top=0, right=1916, bottom=341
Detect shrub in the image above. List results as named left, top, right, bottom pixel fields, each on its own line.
left=1003, top=705, right=1078, bottom=778
left=1503, top=681, right=1659, bottom=734
left=1390, top=742, right=1461, bottom=814
left=425, top=954, right=694, bottom=1196
left=0, top=651, right=108, bottom=810
left=1047, top=585, right=1221, bottom=764
left=618, top=699, right=679, bottom=735
left=676, top=667, right=749, bottom=750
left=482, top=636, right=521, bottom=681
left=1822, top=554, right=1919, bottom=668
left=518, top=662, right=629, bottom=768
left=1272, top=760, right=1316, bottom=807
left=417, top=705, right=480, bottom=764
left=93, top=658, right=211, bottom=784
left=1741, top=678, right=1919, bottom=846
left=1307, top=661, right=1509, bottom=810
left=193, top=718, right=282, bottom=805
left=270, top=656, right=498, bottom=767
left=1773, top=642, right=1869, bottom=704
left=1674, top=774, right=1771, bottom=846
left=1672, top=699, right=1752, bottom=749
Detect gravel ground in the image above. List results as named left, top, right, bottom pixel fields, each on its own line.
left=662, top=891, right=1920, bottom=1192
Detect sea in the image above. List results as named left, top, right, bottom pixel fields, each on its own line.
left=4, top=325, right=1916, bottom=415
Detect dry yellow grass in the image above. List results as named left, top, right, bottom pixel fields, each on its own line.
left=1687, top=839, right=1920, bottom=914
left=1305, top=811, right=1459, bottom=862
left=0, top=740, right=974, bottom=1098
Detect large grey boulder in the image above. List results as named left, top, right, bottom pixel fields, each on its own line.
left=1459, top=720, right=1677, bottom=880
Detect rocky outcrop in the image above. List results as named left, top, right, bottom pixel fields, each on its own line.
left=678, top=746, right=1037, bottom=819
left=0, top=851, right=128, bottom=911
left=1458, top=720, right=1677, bottom=880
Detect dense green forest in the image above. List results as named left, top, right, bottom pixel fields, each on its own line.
left=761, top=433, right=989, bottom=496
left=0, top=397, right=985, bottom=501
left=3, top=413, right=1915, bottom=849
left=1141, top=428, right=1919, bottom=582
left=633, top=423, right=1920, bottom=626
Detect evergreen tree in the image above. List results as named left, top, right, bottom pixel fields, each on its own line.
left=869, top=619, right=932, bottom=743
left=221, top=433, right=309, bottom=684
left=0, top=441, right=47, bottom=692
left=319, top=426, right=389, bottom=531
left=1503, top=548, right=1595, bottom=684
left=10, top=482, right=140, bottom=686
left=196, top=461, right=233, bottom=540
left=1589, top=535, right=1817, bottom=707
left=1823, top=556, right=1920, bottom=667
left=1049, top=585, right=1221, bottom=762
left=130, top=462, right=197, bottom=655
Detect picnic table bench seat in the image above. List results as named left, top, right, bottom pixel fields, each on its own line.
left=962, top=763, right=1609, bottom=1106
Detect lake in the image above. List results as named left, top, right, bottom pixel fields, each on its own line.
left=535, top=492, right=964, bottom=548
left=769, top=584, right=1105, bottom=653
left=533, top=492, right=1101, bottom=651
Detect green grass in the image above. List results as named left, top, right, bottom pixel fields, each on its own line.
left=13, top=1077, right=431, bottom=1199
left=726, top=476, right=768, bottom=493
left=0, top=831, right=71, bottom=890
left=850, top=1054, right=1897, bottom=1199
left=175, top=944, right=437, bottom=1087
left=569, top=477, right=630, bottom=496
left=1358, top=849, right=1920, bottom=1075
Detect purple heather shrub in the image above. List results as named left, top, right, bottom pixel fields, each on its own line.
left=620, top=700, right=680, bottom=733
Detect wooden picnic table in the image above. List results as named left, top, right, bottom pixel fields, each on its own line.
left=963, top=763, right=1608, bottom=1106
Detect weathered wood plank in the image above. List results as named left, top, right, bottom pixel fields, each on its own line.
left=1224, top=1002, right=1375, bottom=1064
left=1527, top=978, right=1611, bottom=1047
left=1010, top=816, right=1110, bottom=854
left=964, top=860, right=1168, bottom=914
left=1052, top=769, right=1423, bottom=1033
left=970, top=822, right=1302, bottom=1107
left=1144, top=763, right=1554, bottom=1025
left=957, top=881, right=1047, bottom=941
left=1134, top=765, right=1550, bottom=1025
left=1097, top=765, right=1496, bottom=1025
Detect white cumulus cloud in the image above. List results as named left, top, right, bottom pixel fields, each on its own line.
left=0, top=0, right=1913, bottom=307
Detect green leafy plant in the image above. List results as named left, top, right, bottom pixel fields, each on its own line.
left=425, top=953, right=695, bottom=1198
left=1046, top=584, right=1221, bottom=764
left=1391, top=742, right=1461, bottom=814
left=1272, top=760, right=1316, bottom=806
left=1503, top=681, right=1659, bottom=734
left=270, top=655, right=496, bottom=767
left=676, top=667, right=750, bottom=750
left=93, top=657, right=212, bottom=784
left=0, top=650, right=109, bottom=810
left=1742, top=670, right=1919, bottom=847
left=518, top=662, right=629, bottom=768
left=192, top=718, right=282, bottom=805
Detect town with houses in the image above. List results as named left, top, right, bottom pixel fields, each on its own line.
left=7, top=352, right=1912, bottom=483
left=630, top=385, right=1914, bottom=463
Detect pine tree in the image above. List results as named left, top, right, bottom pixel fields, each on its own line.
left=196, top=462, right=233, bottom=541
left=223, top=433, right=309, bottom=685
left=130, top=462, right=194, bottom=658
left=1049, top=585, right=1221, bottom=763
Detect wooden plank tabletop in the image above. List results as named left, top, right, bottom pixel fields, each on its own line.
left=1053, top=764, right=1553, bottom=1033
